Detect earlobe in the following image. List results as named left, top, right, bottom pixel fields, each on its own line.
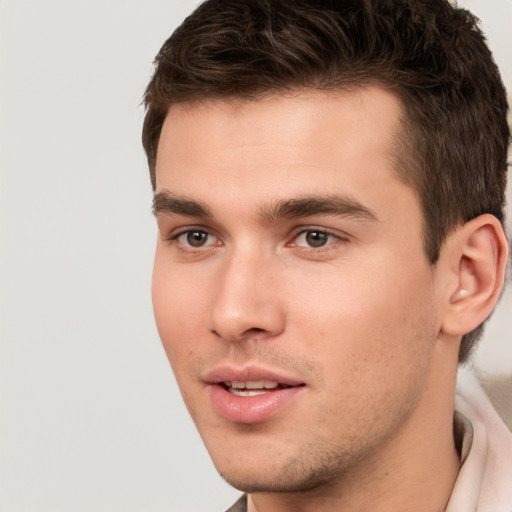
left=441, top=214, right=509, bottom=336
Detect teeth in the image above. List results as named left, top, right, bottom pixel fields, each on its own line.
left=224, top=380, right=279, bottom=391
left=230, top=389, right=268, bottom=397
left=246, top=381, right=265, bottom=389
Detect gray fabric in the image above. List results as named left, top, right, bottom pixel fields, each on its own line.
left=453, top=410, right=473, bottom=465
left=225, top=494, right=247, bottom=512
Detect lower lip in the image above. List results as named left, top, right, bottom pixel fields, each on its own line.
left=209, top=384, right=304, bottom=424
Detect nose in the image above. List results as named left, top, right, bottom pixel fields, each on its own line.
left=208, top=250, right=286, bottom=343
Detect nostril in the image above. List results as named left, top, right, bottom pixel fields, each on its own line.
left=211, top=326, right=272, bottom=343
left=246, top=327, right=265, bottom=334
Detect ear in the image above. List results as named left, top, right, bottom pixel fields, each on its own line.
left=441, top=214, right=509, bottom=337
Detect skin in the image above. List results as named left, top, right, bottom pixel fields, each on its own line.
left=152, top=88, right=463, bottom=512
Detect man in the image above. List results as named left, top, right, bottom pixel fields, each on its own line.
left=142, top=1, right=511, bottom=510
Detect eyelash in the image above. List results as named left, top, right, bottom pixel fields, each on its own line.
left=166, top=226, right=347, bottom=253
left=289, top=228, right=345, bottom=250
left=167, top=227, right=218, bottom=250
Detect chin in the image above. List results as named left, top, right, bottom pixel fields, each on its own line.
left=214, top=451, right=351, bottom=495
left=219, top=472, right=318, bottom=494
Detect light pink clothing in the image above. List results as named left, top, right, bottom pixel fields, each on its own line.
left=445, top=370, right=512, bottom=511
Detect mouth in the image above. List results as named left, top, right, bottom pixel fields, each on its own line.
left=220, top=380, right=297, bottom=397
left=205, top=368, right=306, bottom=424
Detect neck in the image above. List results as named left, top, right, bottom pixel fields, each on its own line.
left=248, top=348, right=461, bottom=512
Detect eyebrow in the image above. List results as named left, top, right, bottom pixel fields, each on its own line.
left=153, top=191, right=213, bottom=218
left=259, top=195, right=379, bottom=224
left=153, top=190, right=378, bottom=223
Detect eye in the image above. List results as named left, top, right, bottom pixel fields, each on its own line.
left=293, top=229, right=341, bottom=248
left=183, top=230, right=209, bottom=247
left=170, top=229, right=218, bottom=249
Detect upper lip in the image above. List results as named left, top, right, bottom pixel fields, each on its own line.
left=203, top=365, right=305, bottom=387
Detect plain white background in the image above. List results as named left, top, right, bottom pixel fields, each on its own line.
left=0, top=1, right=510, bottom=511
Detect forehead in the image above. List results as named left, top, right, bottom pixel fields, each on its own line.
left=154, top=88, right=417, bottom=222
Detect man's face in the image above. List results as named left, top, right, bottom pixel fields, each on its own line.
left=152, top=88, right=444, bottom=492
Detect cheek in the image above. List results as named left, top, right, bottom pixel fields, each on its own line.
left=294, top=272, right=437, bottom=437
left=151, top=256, right=207, bottom=367
left=287, top=257, right=437, bottom=371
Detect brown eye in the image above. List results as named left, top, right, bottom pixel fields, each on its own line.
left=168, top=228, right=220, bottom=252
left=292, top=229, right=342, bottom=249
left=305, top=231, right=329, bottom=247
left=185, top=230, right=209, bottom=247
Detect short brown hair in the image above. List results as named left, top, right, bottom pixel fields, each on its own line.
left=142, top=0, right=510, bottom=362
